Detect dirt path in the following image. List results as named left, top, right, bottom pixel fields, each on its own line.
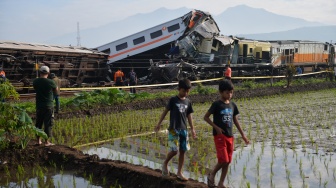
left=0, top=143, right=207, bottom=188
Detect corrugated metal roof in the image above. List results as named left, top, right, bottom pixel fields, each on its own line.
left=214, top=36, right=233, bottom=46
left=0, top=41, right=108, bottom=55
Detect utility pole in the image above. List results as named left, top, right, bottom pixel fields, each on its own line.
left=77, top=22, right=81, bottom=47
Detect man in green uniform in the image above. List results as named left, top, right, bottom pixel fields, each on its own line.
left=33, top=66, right=57, bottom=146
left=50, top=73, right=61, bottom=113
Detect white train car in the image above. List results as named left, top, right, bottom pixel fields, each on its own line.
left=96, top=10, right=221, bottom=65
left=96, top=14, right=190, bottom=64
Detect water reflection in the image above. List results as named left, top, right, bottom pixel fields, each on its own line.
left=1, top=170, right=101, bottom=188
left=82, top=138, right=336, bottom=188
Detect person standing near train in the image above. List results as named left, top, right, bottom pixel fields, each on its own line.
left=50, top=73, right=61, bottom=113
left=0, top=67, right=6, bottom=102
left=128, top=68, right=137, bottom=93
left=33, top=66, right=57, bottom=146
left=114, top=68, right=124, bottom=87
left=0, top=67, right=5, bottom=82
left=224, top=64, right=231, bottom=81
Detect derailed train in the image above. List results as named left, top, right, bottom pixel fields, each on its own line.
left=0, top=41, right=108, bottom=89
left=96, top=9, right=336, bottom=83
left=0, top=9, right=335, bottom=87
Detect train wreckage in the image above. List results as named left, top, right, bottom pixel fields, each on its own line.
left=96, top=9, right=335, bottom=83
left=0, top=9, right=335, bottom=88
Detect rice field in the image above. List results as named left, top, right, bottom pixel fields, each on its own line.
left=49, top=88, right=336, bottom=187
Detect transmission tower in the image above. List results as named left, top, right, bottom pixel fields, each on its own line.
left=77, top=22, right=81, bottom=47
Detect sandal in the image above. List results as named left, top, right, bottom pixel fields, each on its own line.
left=207, top=173, right=216, bottom=187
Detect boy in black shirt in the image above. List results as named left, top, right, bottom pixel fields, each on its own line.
left=204, top=80, right=249, bottom=188
left=154, top=78, right=196, bottom=181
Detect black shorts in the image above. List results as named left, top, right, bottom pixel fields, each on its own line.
left=36, top=107, right=54, bottom=137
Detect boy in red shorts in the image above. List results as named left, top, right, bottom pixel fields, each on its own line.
left=204, top=80, right=249, bottom=188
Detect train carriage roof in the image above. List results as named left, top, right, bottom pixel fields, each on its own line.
left=0, top=41, right=107, bottom=55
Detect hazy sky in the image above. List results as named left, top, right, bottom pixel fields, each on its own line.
left=1, top=0, right=335, bottom=43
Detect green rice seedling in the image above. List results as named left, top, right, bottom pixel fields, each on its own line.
left=323, top=180, right=328, bottom=188
left=15, top=172, right=21, bottom=182
left=72, top=175, right=77, bottom=188
left=256, top=176, right=261, bottom=188
left=319, top=171, right=322, bottom=186
left=4, top=165, right=10, bottom=178
left=243, top=164, right=247, bottom=179
left=89, top=173, right=93, bottom=184
left=324, top=158, right=329, bottom=175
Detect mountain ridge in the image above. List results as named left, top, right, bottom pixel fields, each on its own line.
left=44, top=5, right=334, bottom=47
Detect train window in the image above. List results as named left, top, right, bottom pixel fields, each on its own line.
left=249, top=48, right=253, bottom=53
left=102, top=48, right=111, bottom=54
left=285, top=49, right=290, bottom=55
left=168, top=24, right=180, bottom=32
left=212, top=40, right=218, bottom=48
left=192, top=13, right=202, bottom=22
left=150, top=30, right=162, bottom=39
left=262, top=51, right=270, bottom=60
left=116, top=42, right=128, bottom=51
left=324, top=44, right=328, bottom=51
left=133, top=36, right=145, bottom=45
left=295, top=48, right=298, bottom=53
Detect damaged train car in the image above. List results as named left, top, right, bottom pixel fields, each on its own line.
left=0, top=41, right=108, bottom=90
left=96, top=10, right=233, bottom=82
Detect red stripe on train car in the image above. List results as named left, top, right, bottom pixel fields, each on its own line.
left=108, top=34, right=173, bottom=59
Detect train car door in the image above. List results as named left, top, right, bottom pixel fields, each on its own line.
left=243, top=44, right=248, bottom=63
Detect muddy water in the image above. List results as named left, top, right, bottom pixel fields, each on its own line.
left=0, top=169, right=102, bottom=188
left=83, top=140, right=336, bottom=188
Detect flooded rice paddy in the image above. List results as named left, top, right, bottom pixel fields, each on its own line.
left=3, top=88, right=336, bottom=187
left=79, top=88, right=336, bottom=187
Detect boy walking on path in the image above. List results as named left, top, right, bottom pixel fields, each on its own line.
left=154, top=78, right=197, bottom=181
left=204, top=80, right=249, bottom=188
left=33, top=66, right=57, bottom=146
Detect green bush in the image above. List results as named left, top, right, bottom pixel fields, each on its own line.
left=0, top=81, right=47, bottom=149
left=195, top=83, right=216, bottom=95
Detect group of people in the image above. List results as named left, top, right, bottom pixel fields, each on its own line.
left=114, top=68, right=138, bottom=93
left=154, top=78, right=249, bottom=188
left=32, top=63, right=248, bottom=187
